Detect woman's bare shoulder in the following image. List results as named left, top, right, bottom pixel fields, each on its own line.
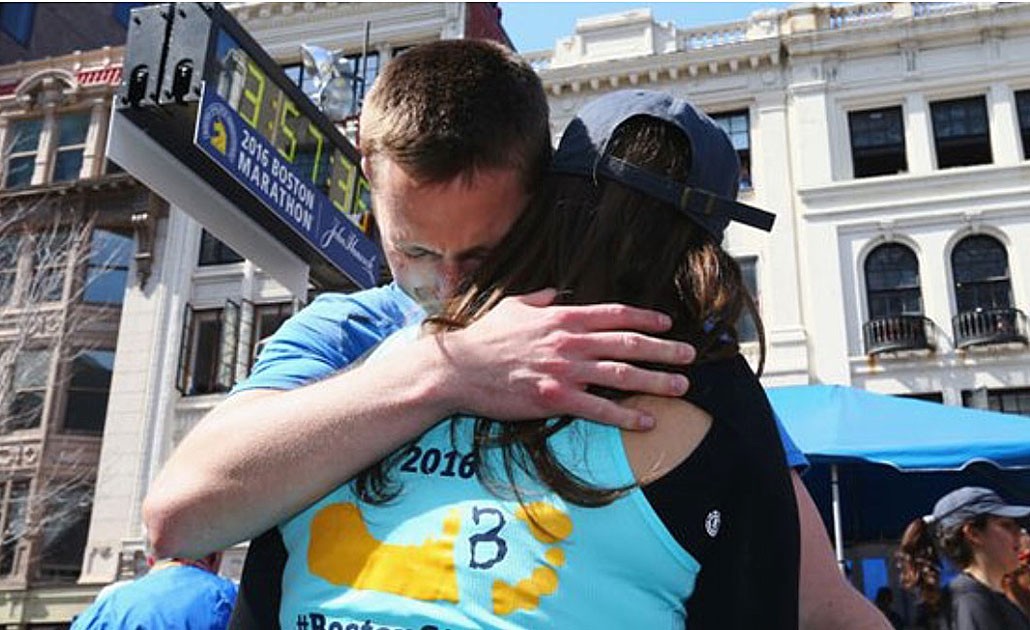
left=618, top=394, right=713, bottom=485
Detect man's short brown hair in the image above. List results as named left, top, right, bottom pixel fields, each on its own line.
left=359, top=39, right=550, bottom=189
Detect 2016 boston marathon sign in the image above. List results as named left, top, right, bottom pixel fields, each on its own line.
left=196, top=88, right=380, bottom=288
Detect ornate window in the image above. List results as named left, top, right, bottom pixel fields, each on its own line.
left=865, top=244, right=922, bottom=319
left=848, top=106, right=907, bottom=178
left=2, top=111, right=92, bottom=189
left=30, top=228, right=72, bottom=303
left=176, top=301, right=240, bottom=396
left=711, top=110, right=752, bottom=190
left=951, top=235, right=1011, bottom=312
left=930, top=96, right=992, bottom=169
left=63, top=349, right=115, bottom=434
left=84, top=229, right=133, bottom=305
left=862, top=244, right=933, bottom=355
left=3, top=118, right=42, bottom=189
left=0, top=235, right=19, bottom=305
left=6, top=349, right=51, bottom=432
left=51, top=112, right=91, bottom=183
left=0, top=479, right=30, bottom=576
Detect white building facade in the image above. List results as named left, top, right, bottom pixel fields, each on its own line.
left=532, top=3, right=1030, bottom=409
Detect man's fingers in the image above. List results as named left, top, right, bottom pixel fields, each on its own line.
left=550, top=303, right=676, bottom=334
left=569, top=331, right=696, bottom=365
left=557, top=389, right=657, bottom=432
left=585, top=361, right=690, bottom=398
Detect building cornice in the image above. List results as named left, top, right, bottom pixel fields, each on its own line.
left=539, top=38, right=781, bottom=97
left=228, top=2, right=453, bottom=60
left=536, top=3, right=1030, bottom=97
left=798, top=162, right=1030, bottom=220
left=0, top=48, right=124, bottom=113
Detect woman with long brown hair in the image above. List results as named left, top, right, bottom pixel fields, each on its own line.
left=276, top=90, right=800, bottom=629
left=897, top=486, right=1030, bottom=629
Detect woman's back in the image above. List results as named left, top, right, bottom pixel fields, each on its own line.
left=278, top=413, right=703, bottom=629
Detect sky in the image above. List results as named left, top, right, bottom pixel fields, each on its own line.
left=500, top=2, right=792, bottom=53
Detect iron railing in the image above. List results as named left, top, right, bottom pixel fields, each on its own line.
left=863, top=315, right=936, bottom=355
left=952, top=308, right=1029, bottom=349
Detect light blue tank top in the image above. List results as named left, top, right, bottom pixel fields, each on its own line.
left=278, top=327, right=701, bottom=629
left=280, top=419, right=700, bottom=629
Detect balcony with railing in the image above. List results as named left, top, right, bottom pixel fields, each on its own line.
left=952, top=308, right=1029, bottom=349
left=863, top=315, right=936, bottom=355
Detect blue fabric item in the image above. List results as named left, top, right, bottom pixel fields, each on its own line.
left=71, top=564, right=238, bottom=630
left=767, top=384, right=1030, bottom=470
left=551, top=89, right=775, bottom=240
left=274, top=327, right=798, bottom=629
left=775, top=411, right=808, bottom=471
left=233, top=283, right=421, bottom=393
left=279, top=412, right=700, bottom=630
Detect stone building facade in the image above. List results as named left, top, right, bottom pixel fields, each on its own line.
left=530, top=3, right=1030, bottom=409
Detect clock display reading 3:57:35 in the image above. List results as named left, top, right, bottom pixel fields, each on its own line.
left=213, top=28, right=371, bottom=233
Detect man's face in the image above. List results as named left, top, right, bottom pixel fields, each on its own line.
left=366, top=156, right=529, bottom=313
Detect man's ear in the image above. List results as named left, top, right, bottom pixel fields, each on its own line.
left=361, top=155, right=375, bottom=187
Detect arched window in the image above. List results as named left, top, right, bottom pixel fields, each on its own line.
left=951, top=235, right=1012, bottom=312
left=865, top=243, right=922, bottom=319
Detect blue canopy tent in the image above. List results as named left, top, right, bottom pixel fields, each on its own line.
left=767, top=384, right=1030, bottom=570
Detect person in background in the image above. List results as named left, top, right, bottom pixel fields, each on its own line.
left=274, top=89, right=800, bottom=629
left=71, top=552, right=237, bottom=629
left=897, top=486, right=1030, bottom=630
left=875, top=586, right=904, bottom=629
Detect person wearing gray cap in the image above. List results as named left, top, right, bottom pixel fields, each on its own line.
left=897, top=486, right=1030, bottom=629
left=264, top=89, right=801, bottom=629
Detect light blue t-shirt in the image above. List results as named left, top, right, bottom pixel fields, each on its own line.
left=234, top=283, right=422, bottom=394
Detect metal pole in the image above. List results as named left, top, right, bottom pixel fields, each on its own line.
left=831, top=463, right=846, bottom=574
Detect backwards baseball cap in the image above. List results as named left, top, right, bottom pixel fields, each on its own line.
left=551, top=89, right=776, bottom=242
left=926, top=486, right=1030, bottom=531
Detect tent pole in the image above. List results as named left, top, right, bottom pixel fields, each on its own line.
left=831, top=464, right=846, bottom=574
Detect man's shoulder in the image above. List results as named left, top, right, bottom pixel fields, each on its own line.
left=303, top=284, right=420, bottom=327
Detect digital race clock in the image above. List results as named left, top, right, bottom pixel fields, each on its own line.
left=115, top=2, right=380, bottom=289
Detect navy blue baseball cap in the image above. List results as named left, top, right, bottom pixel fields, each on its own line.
left=928, top=486, right=1030, bottom=531
left=551, top=89, right=775, bottom=242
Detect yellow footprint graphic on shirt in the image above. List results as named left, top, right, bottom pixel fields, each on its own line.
left=492, top=502, right=573, bottom=615
left=308, top=502, right=460, bottom=602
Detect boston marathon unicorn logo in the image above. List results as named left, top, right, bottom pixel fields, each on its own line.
left=308, top=501, right=573, bottom=615
left=199, top=100, right=238, bottom=163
